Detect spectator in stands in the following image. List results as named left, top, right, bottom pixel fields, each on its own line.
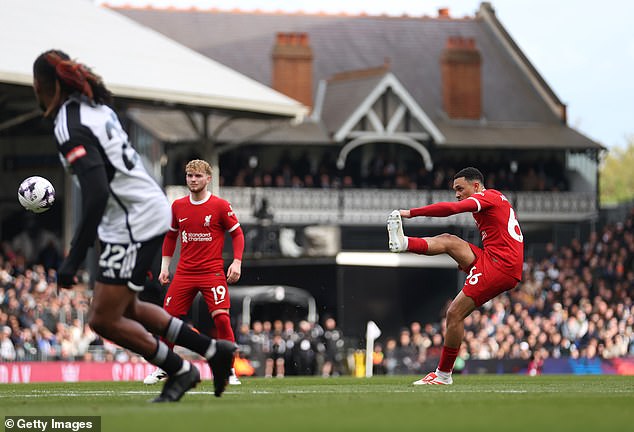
left=372, top=343, right=387, bottom=375
left=0, top=326, right=16, bottom=360
left=393, top=328, right=421, bottom=375
left=245, top=320, right=268, bottom=375
left=291, top=320, right=318, bottom=375
left=527, top=351, right=544, bottom=376
left=220, top=148, right=572, bottom=192
left=320, top=317, right=345, bottom=377
left=264, top=332, right=286, bottom=378
left=17, top=327, right=38, bottom=361
left=383, top=337, right=398, bottom=375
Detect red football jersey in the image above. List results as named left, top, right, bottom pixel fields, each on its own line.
left=467, top=189, right=524, bottom=280
left=410, top=188, right=524, bottom=280
left=169, top=193, right=240, bottom=276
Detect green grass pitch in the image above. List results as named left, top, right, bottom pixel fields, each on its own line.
left=1, top=375, right=633, bottom=432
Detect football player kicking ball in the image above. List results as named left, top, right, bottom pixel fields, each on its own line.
left=387, top=167, right=523, bottom=385
left=144, top=159, right=244, bottom=386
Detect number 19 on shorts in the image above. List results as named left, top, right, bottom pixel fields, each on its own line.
left=210, top=285, right=226, bottom=305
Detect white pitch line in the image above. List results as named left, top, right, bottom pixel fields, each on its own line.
left=1, top=388, right=633, bottom=398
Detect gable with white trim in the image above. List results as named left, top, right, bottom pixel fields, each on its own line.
left=321, top=72, right=444, bottom=144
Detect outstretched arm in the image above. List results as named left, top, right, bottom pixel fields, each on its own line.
left=402, top=198, right=479, bottom=219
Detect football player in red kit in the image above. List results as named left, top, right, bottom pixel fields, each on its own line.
left=387, top=167, right=523, bottom=385
left=144, top=159, right=244, bottom=385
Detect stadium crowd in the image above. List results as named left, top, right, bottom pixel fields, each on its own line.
left=0, top=239, right=347, bottom=375
left=1, top=209, right=632, bottom=376
left=234, top=317, right=346, bottom=377
left=218, top=150, right=569, bottom=192
left=374, top=209, right=634, bottom=375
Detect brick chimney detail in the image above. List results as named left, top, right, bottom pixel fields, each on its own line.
left=272, top=32, right=313, bottom=109
left=440, top=36, right=482, bottom=119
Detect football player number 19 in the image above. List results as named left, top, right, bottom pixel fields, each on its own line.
left=507, top=208, right=524, bottom=242
left=211, top=285, right=227, bottom=304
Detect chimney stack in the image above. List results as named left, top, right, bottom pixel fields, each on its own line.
left=440, top=36, right=482, bottom=119
left=438, top=8, right=450, bottom=18
left=272, top=32, right=313, bottom=109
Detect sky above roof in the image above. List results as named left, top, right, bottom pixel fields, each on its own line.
left=99, top=0, right=634, bottom=149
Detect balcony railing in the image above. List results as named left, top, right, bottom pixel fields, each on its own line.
left=166, top=187, right=597, bottom=225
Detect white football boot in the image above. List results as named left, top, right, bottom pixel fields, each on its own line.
left=387, top=210, right=407, bottom=252
left=229, top=368, right=242, bottom=385
left=143, top=368, right=168, bottom=385
left=412, top=370, right=453, bottom=385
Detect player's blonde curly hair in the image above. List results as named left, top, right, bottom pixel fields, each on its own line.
left=185, top=159, right=212, bottom=176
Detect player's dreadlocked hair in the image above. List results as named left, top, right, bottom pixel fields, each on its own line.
left=33, top=49, right=112, bottom=117
left=454, top=167, right=484, bottom=184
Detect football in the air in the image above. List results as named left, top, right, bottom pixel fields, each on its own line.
left=17, top=176, right=56, bottom=213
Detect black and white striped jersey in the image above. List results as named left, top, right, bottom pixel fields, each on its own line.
left=53, top=95, right=170, bottom=243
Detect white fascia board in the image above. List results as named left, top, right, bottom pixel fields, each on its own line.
left=334, top=73, right=445, bottom=143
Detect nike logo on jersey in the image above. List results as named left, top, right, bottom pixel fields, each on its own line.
left=178, top=218, right=188, bottom=222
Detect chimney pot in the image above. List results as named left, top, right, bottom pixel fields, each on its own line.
left=438, top=7, right=450, bottom=18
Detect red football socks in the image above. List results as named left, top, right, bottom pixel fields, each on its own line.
left=438, top=345, right=459, bottom=373
left=407, top=237, right=429, bottom=254
left=213, top=312, right=236, bottom=343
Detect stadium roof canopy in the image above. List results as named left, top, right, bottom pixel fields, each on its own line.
left=0, top=0, right=307, bottom=120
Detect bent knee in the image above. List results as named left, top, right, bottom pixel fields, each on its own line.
left=445, top=305, right=465, bottom=325
left=88, top=316, right=108, bottom=336
left=89, top=314, right=116, bottom=337
left=431, top=233, right=463, bottom=253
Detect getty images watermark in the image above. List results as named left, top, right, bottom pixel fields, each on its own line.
left=4, top=417, right=100, bottom=432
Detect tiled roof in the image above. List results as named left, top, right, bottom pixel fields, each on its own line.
left=438, top=122, right=603, bottom=149
left=113, top=7, right=554, bottom=123
left=113, top=5, right=602, bottom=149
left=321, top=70, right=387, bottom=134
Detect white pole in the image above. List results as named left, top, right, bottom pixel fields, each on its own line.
left=365, top=321, right=381, bottom=378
